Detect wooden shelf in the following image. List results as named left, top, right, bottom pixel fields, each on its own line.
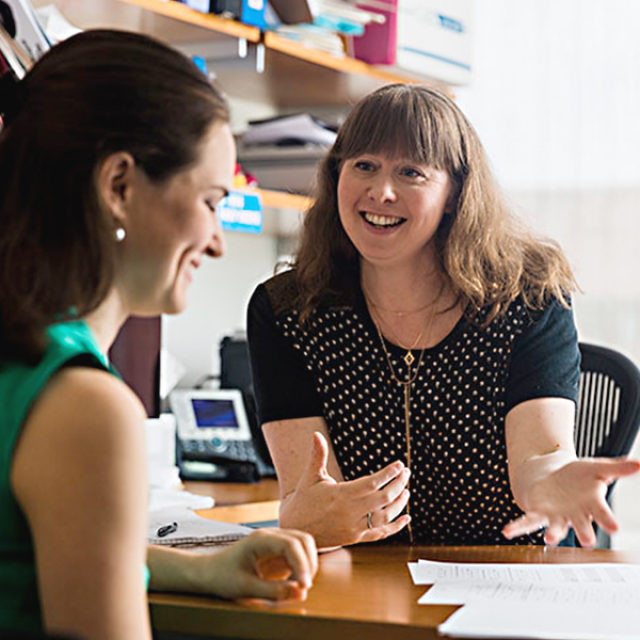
left=236, top=187, right=312, bottom=212
left=112, top=0, right=261, bottom=41
left=256, top=188, right=312, bottom=211
left=263, top=32, right=431, bottom=86
left=109, top=0, right=445, bottom=88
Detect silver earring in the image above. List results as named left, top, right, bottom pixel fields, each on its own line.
left=115, top=226, right=126, bottom=242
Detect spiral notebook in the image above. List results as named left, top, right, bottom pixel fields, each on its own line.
left=148, top=508, right=251, bottom=548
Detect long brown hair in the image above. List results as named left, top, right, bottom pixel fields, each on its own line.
left=294, top=83, right=577, bottom=322
left=0, top=30, right=229, bottom=362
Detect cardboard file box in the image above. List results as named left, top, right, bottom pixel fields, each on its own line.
left=396, top=0, right=473, bottom=85
left=353, top=0, right=473, bottom=85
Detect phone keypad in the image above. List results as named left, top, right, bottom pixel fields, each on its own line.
left=180, top=439, right=274, bottom=477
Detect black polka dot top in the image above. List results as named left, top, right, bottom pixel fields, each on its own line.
left=248, top=270, right=580, bottom=545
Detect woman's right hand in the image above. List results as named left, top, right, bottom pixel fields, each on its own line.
left=279, top=432, right=411, bottom=548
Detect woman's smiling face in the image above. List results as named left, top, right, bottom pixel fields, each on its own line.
left=116, top=121, right=236, bottom=316
left=337, top=152, right=452, bottom=268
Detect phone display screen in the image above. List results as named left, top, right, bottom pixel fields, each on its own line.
left=191, top=399, right=240, bottom=429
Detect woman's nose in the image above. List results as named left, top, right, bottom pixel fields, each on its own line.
left=367, top=176, right=397, bottom=203
left=205, top=217, right=226, bottom=258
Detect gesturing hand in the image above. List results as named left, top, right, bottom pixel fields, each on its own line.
left=280, top=432, right=411, bottom=549
left=503, top=457, right=640, bottom=547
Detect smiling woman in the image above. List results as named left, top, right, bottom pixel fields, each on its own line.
left=0, top=29, right=317, bottom=640
left=246, top=83, right=640, bottom=551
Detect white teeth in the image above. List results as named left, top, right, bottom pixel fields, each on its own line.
left=364, top=212, right=403, bottom=227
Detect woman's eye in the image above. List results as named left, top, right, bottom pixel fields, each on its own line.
left=205, top=200, right=216, bottom=213
left=401, top=167, right=422, bottom=178
left=354, top=160, right=374, bottom=172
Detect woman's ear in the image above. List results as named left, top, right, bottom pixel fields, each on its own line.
left=96, top=152, right=137, bottom=225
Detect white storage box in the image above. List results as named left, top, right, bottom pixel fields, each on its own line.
left=396, top=0, right=474, bottom=85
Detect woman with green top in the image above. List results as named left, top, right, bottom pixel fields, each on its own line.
left=0, top=30, right=316, bottom=640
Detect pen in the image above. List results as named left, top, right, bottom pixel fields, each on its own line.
left=157, top=522, right=178, bottom=538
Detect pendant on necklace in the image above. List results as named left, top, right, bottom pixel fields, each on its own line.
left=403, top=351, right=415, bottom=366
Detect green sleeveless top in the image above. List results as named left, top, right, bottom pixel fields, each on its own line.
left=0, top=320, right=114, bottom=632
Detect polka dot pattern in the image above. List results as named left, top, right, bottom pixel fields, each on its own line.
left=276, top=297, right=544, bottom=545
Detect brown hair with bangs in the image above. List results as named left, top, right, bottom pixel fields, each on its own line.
left=294, top=83, right=577, bottom=322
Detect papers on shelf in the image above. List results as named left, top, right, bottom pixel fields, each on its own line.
left=0, top=0, right=50, bottom=63
left=148, top=507, right=251, bottom=548
left=34, top=4, right=82, bottom=44
left=409, top=558, right=640, bottom=640
left=236, top=143, right=326, bottom=194
left=242, top=113, right=337, bottom=147
left=0, top=23, right=29, bottom=77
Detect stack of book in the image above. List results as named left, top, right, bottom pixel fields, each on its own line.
left=268, top=0, right=386, bottom=57
left=0, top=0, right=51, bottom=79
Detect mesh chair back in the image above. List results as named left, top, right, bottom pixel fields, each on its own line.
left=575, top=343, right=640, bottom=461
left=575, top=343, right=640, bottom=547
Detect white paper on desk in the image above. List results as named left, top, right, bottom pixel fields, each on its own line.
left=148, top=507, right=251, bottom=548
left=408, top=559, right=640, bottom=585
left=438, top=601, right=640, bottom=640
left=420, top=579, right=640, bottom=606
left=149, top=487, right=214, bottom=512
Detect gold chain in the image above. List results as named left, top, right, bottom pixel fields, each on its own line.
left=367, top=291, right=441, bottom=317
left=368, top=282, right=445, bottom=544
left=374, top=313, right=424, bottom=361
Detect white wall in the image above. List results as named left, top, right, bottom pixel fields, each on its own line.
left=453, top=0, right=640, bottom=360
left=457, top=0, right=640, bottom=191
left=455, top=0, right=640, bottom=548
left=162, top=231, right=278, bottom=389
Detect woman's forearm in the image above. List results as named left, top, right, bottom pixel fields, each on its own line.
left=147, top=545, right=214, bottom=594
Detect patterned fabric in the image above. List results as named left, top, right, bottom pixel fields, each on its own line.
left=248, top=270, right=581, bottom=545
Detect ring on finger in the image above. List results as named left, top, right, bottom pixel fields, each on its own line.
left=367, top=512, right=373, bottom=530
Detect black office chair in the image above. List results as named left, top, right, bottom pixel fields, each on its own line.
left=574, top=342, right=640, bottom=547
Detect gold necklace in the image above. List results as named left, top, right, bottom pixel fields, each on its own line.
left=372, top=313, right=424, bottom=367
left=369, top=282, right=445, bottom=543
left=368, top=297, right=437, bottom=318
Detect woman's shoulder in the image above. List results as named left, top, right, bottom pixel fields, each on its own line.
left=472, top=291, right=573, bottom=335
left=247, top=270, right=301, bottom=323
left=261, top=269, right=300, bottom=316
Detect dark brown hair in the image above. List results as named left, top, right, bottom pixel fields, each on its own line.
left=0, top=30, right=229, bottom=362
left=295, top=83, right=577, bottom=321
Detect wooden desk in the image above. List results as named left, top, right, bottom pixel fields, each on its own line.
left=184, top=479, right=280, bottom=507
left=149, top=502, right=640, bottom=640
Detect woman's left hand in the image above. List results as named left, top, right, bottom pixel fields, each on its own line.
left=198, top=528, right=318, bottom=601
left=503, top=457, right=640, bottom=546
left=148, top=527, right=318, bottom=602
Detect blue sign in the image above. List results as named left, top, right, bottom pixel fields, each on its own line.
left=218, top=190, right=263, bottom=235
